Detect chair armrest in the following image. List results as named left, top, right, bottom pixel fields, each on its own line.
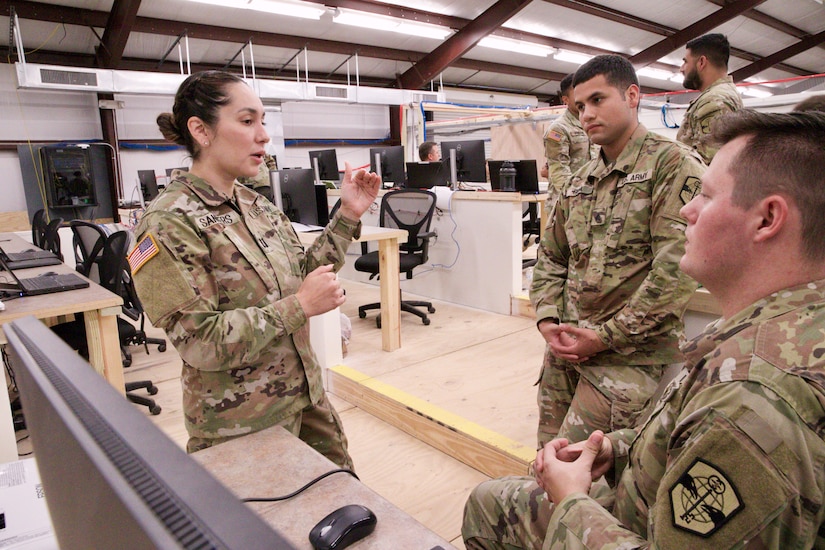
left=419, top=230, right=437, bottom=241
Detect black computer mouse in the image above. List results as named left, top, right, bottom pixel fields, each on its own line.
left=308, top=504, right=376, bottom=550
left=41, top=271, right=58, bottom=277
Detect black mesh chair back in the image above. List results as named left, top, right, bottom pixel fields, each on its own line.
left=380, top=189, right=437, bottom=272
left=354, top=189, right=438, bottom=326
left=31, top=209, right=64, bottom=260
left=70, top=220, right=108, bottom=281
left=31, top=209, right=48, bottom=248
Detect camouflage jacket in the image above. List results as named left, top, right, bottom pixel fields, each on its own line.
left=543, top=109, right=597, bottom=194
left=130, top=172, right=360, bottom=440
left=676, top=76, right=743, bottom=164
left=530, top=124, right=703, bottom=374
left=546, top=280, right=825, bottom=549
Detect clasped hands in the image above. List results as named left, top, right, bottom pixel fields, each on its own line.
left=538, top=320, right=609, bottom=362
left=534, top=430, right=613, bottom=506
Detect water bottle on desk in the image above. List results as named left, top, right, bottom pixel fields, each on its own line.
left=499, top=160, right=517, bottom=192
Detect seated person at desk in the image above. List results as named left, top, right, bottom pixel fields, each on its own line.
left=419, top=141, right=441, bottom=162
left=129, top=70, right=380, bottom=468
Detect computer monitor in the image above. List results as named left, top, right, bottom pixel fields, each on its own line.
left=308, top=149, right=339, bottom=182
left=272, top=169, right=329, bottom=226
left=369, top=146, right=406, bottom=186
left=137, top=170, right=159, bottom=202
left=40, top=146, right=99, bottom=209
left=488, top=159, right=540, bottom=194
left=6, top=315, right=295, bottom=549
left=440, top=140, right=487, bottom=183
left=405, top=161, right=449, bottom=189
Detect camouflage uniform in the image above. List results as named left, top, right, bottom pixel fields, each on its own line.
left=463, top=279, right=825, bottom=549
left=530, top=124, right=703, bottom=447
left=543, top=109, right=597, bottom=195
left=130, top=171, right=359, bottom=468
left=676, top=76, right=743, bottom=164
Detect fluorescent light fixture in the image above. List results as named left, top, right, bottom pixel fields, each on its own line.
left=478, top=36, right=555, bottom=57
left=333, top=9, right=452, bottom=40
left=187, top=0, right=326, bottom=19
left=739, top=86, right=773, bottom=98
left=554, top=49, right=594, bottom=65
left=636, top=67, right=676, bottom=82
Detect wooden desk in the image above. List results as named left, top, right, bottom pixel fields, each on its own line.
left=299, top=225, right=407, bottom=352
left=0, top=233, right=124, bottom=388
left=192, top=425, right=452, bottom=549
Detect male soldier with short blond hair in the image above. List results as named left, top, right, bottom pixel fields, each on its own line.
left=465, top=109, right=825, bottom=550
left=530, top=54, right=703, bottom=447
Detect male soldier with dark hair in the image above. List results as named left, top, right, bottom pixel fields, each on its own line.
left=542, top=73, right=596, bottom=196
left=464, top=109, right=825, bottom=550
left=677, top=33, right=743, bottom=164
left=530, top=54, right=703, bottom=447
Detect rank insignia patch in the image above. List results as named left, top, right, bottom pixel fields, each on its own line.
left=670, top=458, right=743, bottom=537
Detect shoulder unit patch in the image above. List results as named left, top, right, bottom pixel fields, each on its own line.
left=670, top=458, right=743, bottom=537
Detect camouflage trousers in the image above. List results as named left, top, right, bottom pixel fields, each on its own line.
left=462, top=476, right=614, bottom=550
left=187, top=391, right=354, bottom=470
left=537, top=346, right=664, bottom=447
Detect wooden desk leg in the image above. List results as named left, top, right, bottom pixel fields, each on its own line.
left=378, top=238, right=401, bottom=351
left=539, top=198, right=548, bottom=240
left=84, top=310, right=125, bottom=395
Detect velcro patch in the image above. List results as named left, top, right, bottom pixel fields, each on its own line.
left=196, top=211, right=239, bottom=230
left=670, top=458, right=743, bottom=537
left=680, top=176, right=701, bottom=205
left=128, top=233, right=159, bottom=275
left=625, top=169, right=652, bottom=184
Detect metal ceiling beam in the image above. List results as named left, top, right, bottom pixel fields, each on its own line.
left=629, top=0, right=768, bottom=67
left=95, top=0, right=141, bottom=68
left=540, top=0, right=809, bottom=76
left=397, top=0, right=534, bottom=90
left=731, top=29, right=825, bottom=82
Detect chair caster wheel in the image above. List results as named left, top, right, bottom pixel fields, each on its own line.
left=428, top=306, right=436, bottom=313
left=149, top=405, right=162, bottom=415
left=359, top=311, right=367, bottom=319
left=159, top=343, right=167, bottom=352
left=148, top=386, right=159, bottom=395
left=123, top=358, right=132, bottom=368
left=423, top=318, right=431, bottom=326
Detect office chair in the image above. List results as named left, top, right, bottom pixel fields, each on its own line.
left=31, top=209, right=64, bottom=260
left=354, top=189, right=437, bottom=327
left=522, top=203, right=541, bottom=248
left=54, top=228, right=165, bottom=415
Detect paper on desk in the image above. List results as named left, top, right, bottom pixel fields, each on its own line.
left=291, top=222, right=324, bottom=232
left=0, top=459, right=57, bottom=549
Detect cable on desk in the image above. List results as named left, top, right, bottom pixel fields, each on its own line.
left=241, top=468, right=359, bottom=503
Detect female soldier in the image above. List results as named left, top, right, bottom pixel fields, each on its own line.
left=129, top=71, right=380, bottom=468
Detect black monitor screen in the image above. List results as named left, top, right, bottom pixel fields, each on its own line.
left=6, top=316, right=295, bottom=549
left=369, top=146, right=406, bottom=186
left=488, top=159, right=540, bottom=194
left=308, top=149, right=339, bottom=181
left=41, top=146, right=98, bottom=209
left=440, top=140, right=487, bottom=183
left=138, top=170, right=159, bottom=202
left=272, top=168, right=329, bottom=226
left=405, top=161, right=450, bottom=189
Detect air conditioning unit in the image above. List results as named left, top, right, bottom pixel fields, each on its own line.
left=17, top=63, right=115, bottom=92
left=307, top=83, right=353, bottom=102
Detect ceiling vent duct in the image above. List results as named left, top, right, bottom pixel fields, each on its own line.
left=40, top=68, right=98, bottom=87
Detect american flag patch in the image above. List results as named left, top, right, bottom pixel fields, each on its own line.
left=546, top=130, right=563, bottom=142
left=128, top=234, right=159, bottom=274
